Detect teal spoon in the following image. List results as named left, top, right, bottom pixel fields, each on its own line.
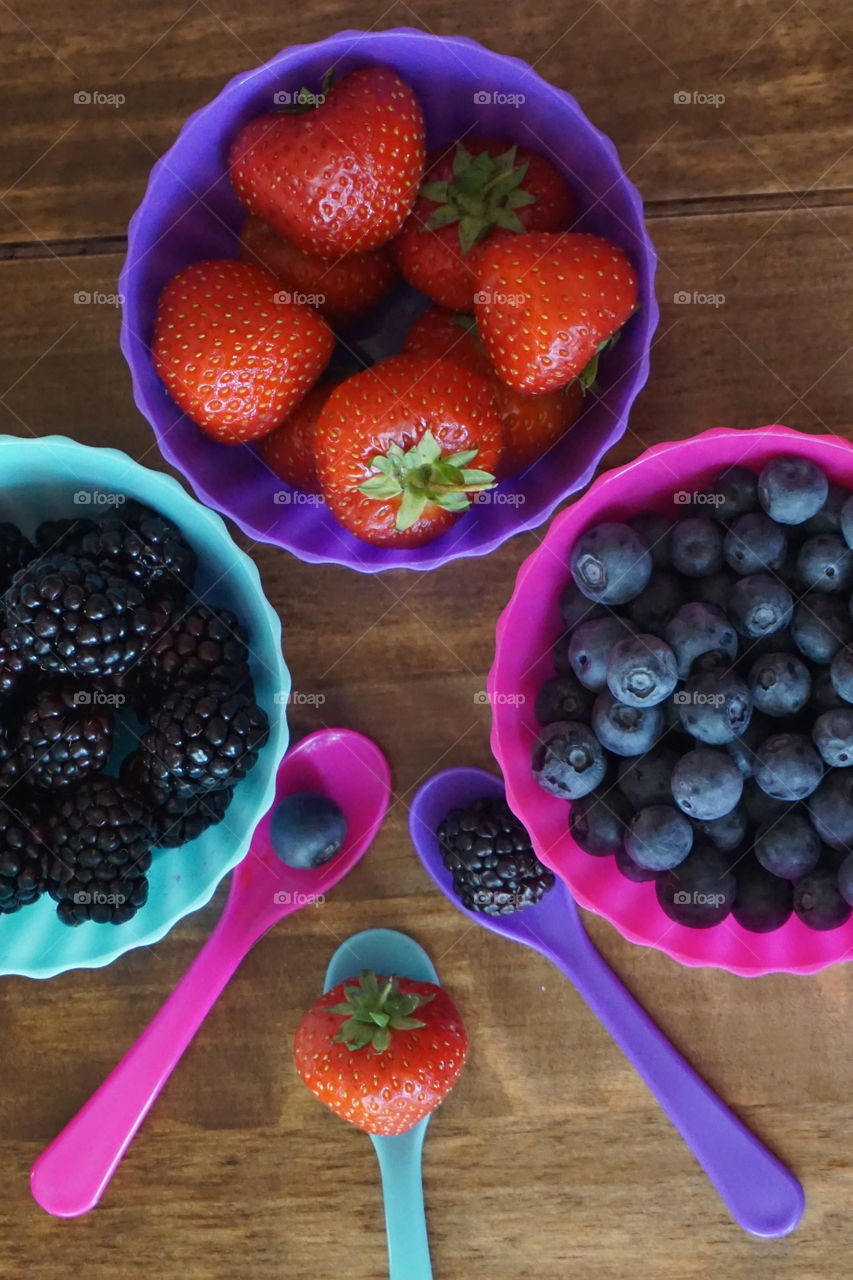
left=324, top=929, right=439, bottom=1280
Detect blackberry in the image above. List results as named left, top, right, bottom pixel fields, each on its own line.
left=0, top=630, right=28, bottom=702
left=0, top=804, right=46, bottom=914
left=142, top=603, right=252, bottom=695
left=3, top=554, right=152, bottom=680
left=34, top=516, right=97, bottom=556
left=75, top=501, right=197, bottom=599
left=18, top=688, right=113, bottom=790
left=122, top=750, right=234, bottom=847
left=139, top=682, right=269, bottom=795
left=0, top=522, right=34, bottom=593
left=437, top=795, right=554, bottom=915
left=43, top=776, right=152, bottom=925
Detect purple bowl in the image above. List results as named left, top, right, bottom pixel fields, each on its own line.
left=120, top=28, right=658, bottom=572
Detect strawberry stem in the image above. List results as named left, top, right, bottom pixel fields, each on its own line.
left=358, top=429, right=496, bottom=531
left=328, top=970, right=433, bottom=1053
left=423, top=144, right=537, bottom=255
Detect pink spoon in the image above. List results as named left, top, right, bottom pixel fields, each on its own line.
left=31, top=727, right=391, bottom=1218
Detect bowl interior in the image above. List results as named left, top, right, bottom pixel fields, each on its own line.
left=120, top=27, right=658, bottom=572
left=489, top=424, right=853, bottom=976
left=0, top=436, right=288, bottom=978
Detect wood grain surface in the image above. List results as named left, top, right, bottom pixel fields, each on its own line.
left=1, top=3, right=852, bottom=1278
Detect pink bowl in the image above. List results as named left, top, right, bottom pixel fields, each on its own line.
left=119, top=27, right=657, bottom=573
left=489, top=424, right=853, bottom=977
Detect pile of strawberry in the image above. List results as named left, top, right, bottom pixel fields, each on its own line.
left=152, top=66, right=638, bottom=548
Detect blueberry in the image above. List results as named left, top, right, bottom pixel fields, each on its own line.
left=536, top=674, right=595, bottom=725
left=797, top=534, right=853, bottom=594
left=694, top=800, right=748, bottom=852
left=626, top=570, right=686, bottom=634
left=628, top=512, right=673, bottom=569
left=568, top=616, right=634, bottom=691
left=810, top=668, right=845, bottom=714
left=592, top=691, right=663, bottom=757
left=694, top=569, right=738, bottom=612
left=753, top=733, right=823, bottom=801
left=270, top=792, right=347, bottom=869
left=615, top=842, right=657, bottom=882
left=551, top=631, right=573, bottom=675
left=559, top=580, right=607, bottom=631
left=838, top=852, right=853, bottom=906
left=803, top=483, right=847, bottom=536
left=669, top=517, right=724, bottom=578
left=758, top=454, right=828, bottom=525
left=677, top=670, right=752, bottom=745
left=656, top=848, right=736, bottom=928
left=791, top=594, right=852, bottom=663
left=569, top=786, right=631, bottom=856
left=808, top=771, right=853, bottom=849
left=618, top=745, right=681, bottom=809
left=625, top=805, right=693, bottom=870
left=840, top=492, right=853, bottom=550
left=813, top=707, right=853, bottom=767
left=671, top=747, right=743, bottom=820
left=725, top=712, right=773, bottom=779
left=793, top=866, right=852, bottom=931
left=722, top=512, right=787, bottom=576
left=532, top=721, right=606, bottom=800
left=571, top=522, right=652, bottom=605
left=743, top=778, right=792, bottom=828
left=729, top=573, right=793, bottom=639
left=748, top=651, right=811, bottom=718
left=754, top=811, right=821, bottom=879
left=704, top=465, right=758, bottom=523
left=606, top=633, right=678, bottom=708
left=830, top=647, right=853, bottom=703
left=665, top=602, right=738, bottom=679
left=732, top=859, right=793, bottom=933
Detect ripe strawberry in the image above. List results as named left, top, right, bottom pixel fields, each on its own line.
left=257, top=382, right=332, bottom=493
left=393, top=136, right=575, bottom=310
left=474, top=232, right=637, bottom=394
left=152, top=259, right=333, bottom=444
left=404, top=307, right=584, bottom=477
left=240, top=216, right=397, bottom=327
left=293, top=969, right=468, bottom=1136
left=314, top=354, right=503, bottom=548
left=229, top=67, right=425, bottom=256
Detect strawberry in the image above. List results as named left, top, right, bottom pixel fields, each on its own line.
left=474, top=231, right=637, bottom=394
left=152, top=259, right=333, bottom=444
left=257, top=382, right=331, bottom=493
left=229, top=67, right=425, bottom=256
left=314, top=354, right=503, bottom=547
left=404, top=307, right=584, bottom=477
left=293, top=969, right=467, bottom=1136
left=393, top=136, right=575, bottom=311
left=240, top=216, right=397, bottom=327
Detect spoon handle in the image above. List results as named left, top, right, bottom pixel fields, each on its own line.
left=31, top=904, right=256, bottom=1217
left=371, top=1123, right=433, bottom=1280
left=545, top=936, right=804, bottom=1238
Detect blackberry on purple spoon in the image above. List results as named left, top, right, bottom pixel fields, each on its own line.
left=437, top=795, right=554, bottom=915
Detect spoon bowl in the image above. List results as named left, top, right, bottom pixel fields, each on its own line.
left=31, top=728, right=391, bottom=1219
left=409, top=766, right=805, bottom=1240
left=324, top=930, right=441, bottom=1280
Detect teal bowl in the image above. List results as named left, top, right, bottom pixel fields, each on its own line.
left=0, top=436, right=289, bottom=979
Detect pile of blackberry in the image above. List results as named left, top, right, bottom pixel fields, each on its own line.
left=0, top=502, right=269, bottom=927
left=534, top=455, right=853, bottom=934
left=437, top=795, right=554, bottom=916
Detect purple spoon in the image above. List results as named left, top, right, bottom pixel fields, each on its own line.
left=409, top=766, right=804, bottom=1239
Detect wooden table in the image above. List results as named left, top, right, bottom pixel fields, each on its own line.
left=1, top=3, right=852, bottom=1277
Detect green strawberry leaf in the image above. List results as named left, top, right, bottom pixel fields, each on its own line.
left=359, top=474, right=402, bottom=500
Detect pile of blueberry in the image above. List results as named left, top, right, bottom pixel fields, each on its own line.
left=533, top=453, right=853, bottom=933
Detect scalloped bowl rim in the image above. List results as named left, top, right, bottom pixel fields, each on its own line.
left=0, top=435, right=288, bottom=979
left=489, top=424, right=853, bottom=977
left=119, top=26, right=659, bottom=572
